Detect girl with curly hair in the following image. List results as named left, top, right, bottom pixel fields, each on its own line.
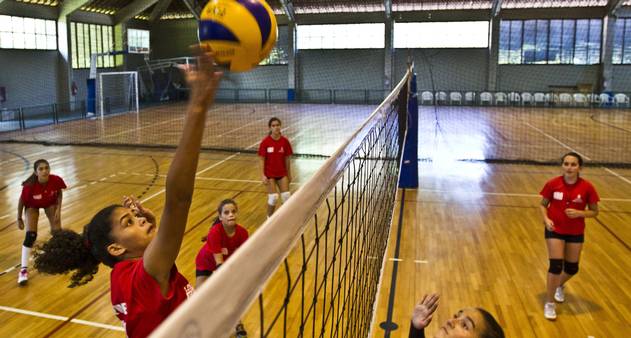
left=33, top=48, right=222, bottom=338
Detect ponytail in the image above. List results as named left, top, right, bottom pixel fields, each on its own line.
left=34, top=204, right=121, bottom=287
left=34, top=229, right=100, bottom=288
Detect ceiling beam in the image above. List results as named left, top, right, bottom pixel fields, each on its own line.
left=279, top=0, right=295, bottom=23
left=384, top=0, right=392, bottom=19
left=58, top=0, right=91, bottom=18
left=491, top=0, right=503, bottom=17
left=181, top=0, right=201, bottom=20
left=114, top=0, right=160, bottom=24
left=149, top=0, right=173, bottom=22
left=607, top=0, right=625, bottom=16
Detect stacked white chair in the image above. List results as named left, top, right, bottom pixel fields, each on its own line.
left=599, top=93, right=611, bottom=106
left=480, top=92, right=493, bottom=105
left=586, top=93, right=600, bottom=106
left=559, top=93, right=573, bottom=106
left=573, top=93, right=588, bottom=107
left=508, top=92, right=520, bottom=105
left=449, top=92, right=463, bottom=105
left=534, top=92, right=546, bottom=106
left=435, top=91, right=448, bottom=105
left=494, top=92, right=507, bottom=106
left=464, top=91, right=476, bottom=105
left=614, top=93, right=629, bottom=107
left=421, top=91, right=434, bottom=105
left=521, top=92, right=533, bottom=106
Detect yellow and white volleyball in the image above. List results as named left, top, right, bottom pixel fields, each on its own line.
left=199, top=0, right=278, bottom=72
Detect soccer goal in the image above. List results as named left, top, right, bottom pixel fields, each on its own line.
left=97, top=71, right=139, bottom=119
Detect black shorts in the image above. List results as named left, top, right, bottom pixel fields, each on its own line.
left=544, top=228, right=584, bottom=243
left=195, top=269, right=213, bottom=277
left=266, top=176, right=285, bottom=181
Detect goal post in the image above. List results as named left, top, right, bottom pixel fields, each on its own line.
left=97, top=71, right=139, bottom=119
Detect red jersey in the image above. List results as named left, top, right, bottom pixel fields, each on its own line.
left=20, top=174, right=66, bottom=209
left=110, top=259, right=193, bottom=338
left=195, top=223, right=248, bottom=272
left=540, top=176, right=599, bottom=235
left=258, top=135, right=293, bottom=178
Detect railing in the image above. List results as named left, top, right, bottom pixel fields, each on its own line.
left=0, top=89, right=390, bottom=134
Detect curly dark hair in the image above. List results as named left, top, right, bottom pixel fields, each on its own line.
left=477, top=308, right=505, bottom=338
left=34, top=205, right=121, bottom=288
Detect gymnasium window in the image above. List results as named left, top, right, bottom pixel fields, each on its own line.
left=394, top=21, right=489, bottom=48
left=70, top=22, right=114, bottom=69
left=0, top=15, right=56, bottom=50
left=498, top=19, right=601, bottom=65
left=296, top=24, right=384, bottom=49
left=611, top=18, right=631, bottom=64
left=128, top=28, right=149, bottom=54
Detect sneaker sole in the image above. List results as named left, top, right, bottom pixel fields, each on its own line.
left=554, top=296, right=564, bottom=303
left=18, top=280, right=28, bottom=286
left=544, top=315, right=557, bottom=320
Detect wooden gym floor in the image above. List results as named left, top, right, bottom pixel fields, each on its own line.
left=0, top=104, right=629, bottom=337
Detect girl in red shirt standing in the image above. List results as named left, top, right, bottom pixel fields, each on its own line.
left=258, top=117, right=293, bottom=217
left=33, top=49, right=222, bottom=338
left=539, top=152, right=599, bottom=320
left=16, top=159, right=67, bottom=285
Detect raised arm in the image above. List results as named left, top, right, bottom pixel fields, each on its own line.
left=143, top=49, right=222, bottom=285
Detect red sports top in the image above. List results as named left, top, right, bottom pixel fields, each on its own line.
left=258, top=135, right=293, bottom=178
left=540, top=176, right=599, bottom=235
left=110, top=259, right=193, bottom=338
left=195, top=223, right=248, bottom=272
left=20, top=174, right=66, bottom=209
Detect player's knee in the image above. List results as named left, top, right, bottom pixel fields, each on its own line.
left=23, top=231, right=37, bottom=248
left=564, top=261, right=579, bottom=275
left=267, top=194, right=278, bottom=206
left=548, top=259, right=563, bottom=275
left=280, top=191, right=291, bottom=203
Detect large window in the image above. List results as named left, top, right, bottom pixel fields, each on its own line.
left=499, top=19, right=601, bottom=65
left=394, top=21, right=489, bottom=48
left=297, top=24, right=384, bottom=49
left=611, top=18, right=631, bottom=64
left=128, top=28, right=149, bottom=54
left=0, top=15, right=56, bottom=50
left=71, top=22, right=114, bottom=69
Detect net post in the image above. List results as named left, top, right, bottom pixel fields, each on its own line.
left=399, top=64, right=419, bottom=188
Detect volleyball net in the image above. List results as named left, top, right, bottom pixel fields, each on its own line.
left=150, top=68, right=411, bottom=338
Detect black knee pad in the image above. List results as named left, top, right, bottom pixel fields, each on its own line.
left=23, top=231, right=37, bottom=248
left=564, top=261, right=579, bottom=275
left=548, top=259, right=563, bottom=274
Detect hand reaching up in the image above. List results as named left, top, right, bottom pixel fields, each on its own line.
left=412, top=293, right=440, bottom=330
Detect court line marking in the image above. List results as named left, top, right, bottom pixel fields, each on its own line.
left=418, top=189, right=631, bottom=202
left=388, top=258, right=403, bottom=262
left=215, top=117, right=267, bottom=138
left=0, top=305, right=125, bottom=332
left=150, top=173, right=301, bottom=186
left=525, top=121, right=630, bottom=186
left=414, top=260, right=428, bottom=264
left=0, top=149, right=52, bottom=167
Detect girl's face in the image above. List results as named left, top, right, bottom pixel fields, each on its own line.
left=108, top=207, right=156, bottom=259
left=36, top=162, right=50, bottom=182
left=562, top=155, right=581, bottom=180
left=269, top=120, right=281, bottom=136
left=433, top=308, right=487, bottom=338
left=219, top=203, right=237, bottom=227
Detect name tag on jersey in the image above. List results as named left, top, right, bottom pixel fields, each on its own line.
left=33, top=194, right=42, bottom=200
left=553, top=192, right=563, bottom=200
left=267, top=147, right=274, bottom=153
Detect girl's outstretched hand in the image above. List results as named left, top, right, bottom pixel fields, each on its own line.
left=412, top=293, right=440, bottom=329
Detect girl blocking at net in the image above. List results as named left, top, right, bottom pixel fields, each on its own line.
left=539, top=152, right=599, bottom=320
left=408, top=294, right=504, bottom=338
left=258, top=117, right=293, bottom=217
left=16, top=159, right=67, bottom=286
left=194, top=199, right=249, bottom=338
left=33, top=48, right=222, bottom=338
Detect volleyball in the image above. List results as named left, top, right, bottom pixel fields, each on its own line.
left=199, top=0, right=278, bottom=72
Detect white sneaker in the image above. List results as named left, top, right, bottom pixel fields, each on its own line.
left=554, top=285, right=565, bottom=303
left=544, top=302, right=556, bottom=320
left=17, top=268, right=28, bottom=286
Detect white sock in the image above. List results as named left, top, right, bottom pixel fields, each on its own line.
left=21, top=246, right=31, bottom=269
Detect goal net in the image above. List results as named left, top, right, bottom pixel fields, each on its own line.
left=97, top=71, right=139, bottom=119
